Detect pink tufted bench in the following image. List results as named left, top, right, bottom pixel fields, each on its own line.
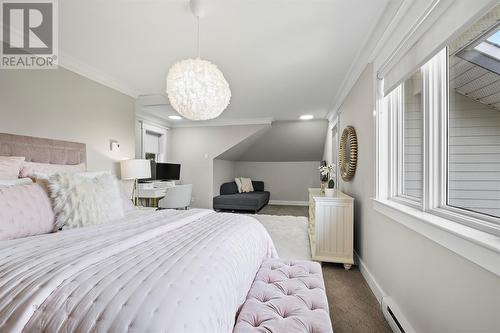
left=234, top=259, right=333, bottom=333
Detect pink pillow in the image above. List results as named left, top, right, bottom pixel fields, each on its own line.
left=0, top=156, right=25, bottom=179
left=0, top=184, right=55, bottom=240
left=20, top=161, right=86, bottom=178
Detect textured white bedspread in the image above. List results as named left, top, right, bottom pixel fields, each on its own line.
left=0, top=209, right=277, bottom=333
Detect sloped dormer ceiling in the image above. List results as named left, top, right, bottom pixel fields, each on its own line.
left=217, top=120, right=328, bottom=161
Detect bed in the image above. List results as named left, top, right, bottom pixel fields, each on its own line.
left=0, top=134, right=277, bottom=333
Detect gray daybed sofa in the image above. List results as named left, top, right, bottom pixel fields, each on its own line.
left=213, top=181, right=270, bottom=213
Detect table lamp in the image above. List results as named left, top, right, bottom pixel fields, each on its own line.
left=120, top=159, right=151, bottom=205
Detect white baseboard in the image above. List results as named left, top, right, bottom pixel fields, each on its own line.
left=355, top=251, right=416, bottom=333
left=354, top=251, right=385, bottom=303
left=268, top=200, right=308, bottom=206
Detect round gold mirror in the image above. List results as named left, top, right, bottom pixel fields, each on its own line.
left=338, top=126, right=358, bottom=181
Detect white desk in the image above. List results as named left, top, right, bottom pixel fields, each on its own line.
left=137, top=182, right=175, bottom=207
left=137, top=188, right=168, bottom=198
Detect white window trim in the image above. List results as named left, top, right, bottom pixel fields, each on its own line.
left=372, top=199, right=500, bottom=276
left=140, top=121, right=168, bottom=162
left=375, top=48, right=500, bottom=276
left=395, top=81, right=423, bottom=207
left=331, top=116, right=339, bottom=183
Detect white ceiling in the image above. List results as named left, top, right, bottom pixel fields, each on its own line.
left=451, top=57, right=500, bottom=110
left=59, top=0, right=391, bottom=124
left=449, top=9, right=500, bottom=111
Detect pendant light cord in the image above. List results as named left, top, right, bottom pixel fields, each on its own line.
left=197, top=16, right=200, bottom=58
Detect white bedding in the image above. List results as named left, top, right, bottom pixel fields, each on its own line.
left=0, top=209, right=277, bottom=333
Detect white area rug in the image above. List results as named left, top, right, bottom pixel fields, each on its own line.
left=248, top=214, right=311, bottom=260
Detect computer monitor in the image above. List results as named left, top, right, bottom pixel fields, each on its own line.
left=155, top=162, right=181, bottom=181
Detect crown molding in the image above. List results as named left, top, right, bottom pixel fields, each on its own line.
left=326, top=0, right=410, bottom=122
left=1, top=27, right=140, bottom=98
left=168, top=117, right=274, bottom=128
left=135, top=111, right=171, bottom=128
left=59, top=52, right=141, bottom=98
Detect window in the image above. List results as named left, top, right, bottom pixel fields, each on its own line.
left=374, top=2, right=500, bottom=276
left=456, top=28, right=500, bottom=75
left=140, top=121, right=168, bottom=162
left=448, top=27, right=500, bottom=219
left=401, top=71, right=423, bottom=200
left=378, top=7, right=500, bottom=234
left=144, top=130, right=161, bottom=161
left=475, top=30, right=500, bottom=61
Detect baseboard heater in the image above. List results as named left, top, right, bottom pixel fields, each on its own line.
left=381, top=297, right=415, bottom=333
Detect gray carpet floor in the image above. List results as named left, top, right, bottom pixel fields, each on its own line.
left=323, top=263, right=391, bottom=333
left=256, top=204, right=391, bottom=333
left=258, top=204, right=309, bottom=217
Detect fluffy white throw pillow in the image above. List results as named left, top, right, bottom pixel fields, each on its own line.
left=234, top=177, right=243, bottom=193
left=48, top=173, right=124, bottom=229
left=240, top=177, right=254, bottom=193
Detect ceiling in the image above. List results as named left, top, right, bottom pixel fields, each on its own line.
left=449, top=6, right=500, bottom=111
left=450, top=57, right=500, bottom=111
left=59, top=0, right=392, bottom=124
left=217, top=120, right=328, bottom=161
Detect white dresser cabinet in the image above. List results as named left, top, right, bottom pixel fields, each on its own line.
left=308, top=188, right=354, bottom=270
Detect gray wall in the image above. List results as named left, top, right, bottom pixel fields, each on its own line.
left=169, top=124, right=269, bottom=208
left=0, top=68, right=135, bottom=174
left=213, top=159, right=236, bottom=196
left=330, top=64, right=500, bottom=332
left=234, top=161, right=321, bottom=203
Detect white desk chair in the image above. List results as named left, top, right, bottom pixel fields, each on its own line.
left=158, top=184, right=193, bottom=210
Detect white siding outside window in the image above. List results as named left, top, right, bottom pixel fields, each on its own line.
left=403, top=72, right=423, bottom=199
left=448, top=92, right=500, bottom=218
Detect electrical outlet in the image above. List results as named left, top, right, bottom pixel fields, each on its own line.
left=110, top=141, right=120, bottom=152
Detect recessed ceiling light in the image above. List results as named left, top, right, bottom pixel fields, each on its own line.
left=168, top=115, right=182, bottom=120
left=300, top=115, right=314, bottom=120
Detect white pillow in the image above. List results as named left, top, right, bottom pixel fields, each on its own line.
left=234, top=177, right=243, bottom=193
left=48, top=173, right=124, bottom=229
left=0, top=178, right=33, bottom=187
left=77, top=171, right=110, bottom=178
left=77, top=171, right=135, bottom=213
left=240, top=177, right=254, bottom=193
left=20, top=161, right=86, bottom=178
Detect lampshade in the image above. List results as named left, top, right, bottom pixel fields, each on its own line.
left=166, top=58, right=231, bottom=120
left=120, top=159, right=151, bottom=180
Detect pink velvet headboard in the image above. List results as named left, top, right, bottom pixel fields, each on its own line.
left=0, top=133, right=86, bottom=165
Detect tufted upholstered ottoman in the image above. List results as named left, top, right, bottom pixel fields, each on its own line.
left=234, top=259, right=333, bottom=333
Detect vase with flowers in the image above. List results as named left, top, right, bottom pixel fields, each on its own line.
left=319, top=162, right=336, bottom=196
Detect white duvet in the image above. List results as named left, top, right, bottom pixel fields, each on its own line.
left=0, top=209, right=277, bottom=333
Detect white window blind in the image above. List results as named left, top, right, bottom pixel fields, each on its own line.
left=380, top=0, right=495, bottom=96
left=144, top=131, right=161, bottom=155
